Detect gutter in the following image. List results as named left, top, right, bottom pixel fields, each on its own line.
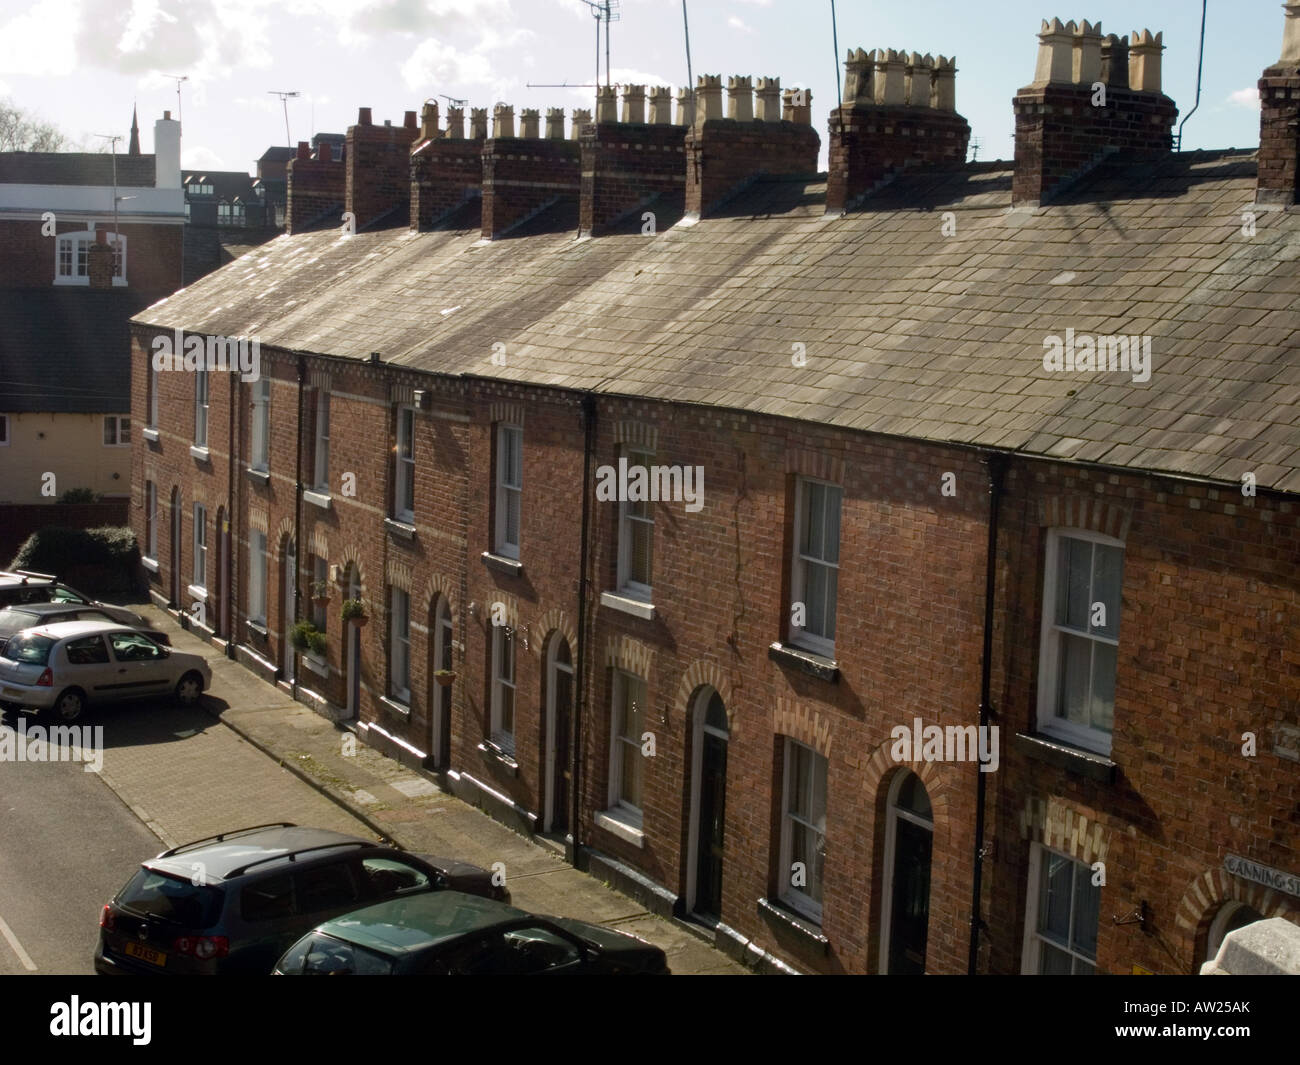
left=570, top=392, right=597, bottom=865
left=968, top=451, right=1006, bottom=974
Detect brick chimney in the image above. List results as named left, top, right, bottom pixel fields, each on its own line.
left=411, top=104, right=486, bottom=229
left=287, top=139, right=345, bottom=234
left=826, top=48, right=971, bottom=215
left=346, top=107, right=419, bottom=230
left=1257, top=1, right=1300, bottom=205
left=87, top=227, right=114, bottom=289
left=579, top=85, right=687, bottom=237
left=1012, top=19, right=1177, bottom=207
left=481, top=101, right=581, bottom=240
left=684, top=74, right=820, bottom=219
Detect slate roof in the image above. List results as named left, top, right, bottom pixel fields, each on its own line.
left=0, top=152, right=156, bottom=187
left=133, top=150, right=1300, bottom=494
left=0, top=289, right=163, bottom=412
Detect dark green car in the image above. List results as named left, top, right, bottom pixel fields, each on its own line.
left=273, top=892, right=671, bottom=975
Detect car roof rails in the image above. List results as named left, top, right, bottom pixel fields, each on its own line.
left=157, top=822, right=299, bottom=858
left=0, top=570, right=57, bottom=583
left=224, top=840, right=372, bottom=879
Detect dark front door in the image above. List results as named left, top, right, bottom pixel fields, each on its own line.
left=552, top=666, right=571, bottom=834
left=695, top=730, right=727, bottom=916
left=889, top=819, right=932, bottom=974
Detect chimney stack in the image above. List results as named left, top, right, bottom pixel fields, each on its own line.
left=1257, top=1, right=1300, bottom=204
left=1012, top=19, right=1177, bottom=207
left=684, top=72, right=820, bottom=218
left=346, top=107, right=419, bottom=229
left=153, top=112, right=181, bottom=190
left=288, top=134, right=345, bottom=234
left=826, top=47, right=969, bottom=215
left=579, top=86, right=687, bottom=237
left=481, top=100, right=581, bottom=240
left=410, top=104, right=485, bottom=229
left=87, top=226, right=114, bottom=289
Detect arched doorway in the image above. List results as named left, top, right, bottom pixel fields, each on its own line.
left=687, top=687, right=728, bottom=918
left=428, top=595, right=453, bottom=767
left=1206, top=902, right=1265, bottom=963
left=544, top=633, right=573, bottom=834
left=169, top=487, right=182, bottom=606
left=881, top=771, right=933, bottom=974
left=342, top=563, right=361, bottom=719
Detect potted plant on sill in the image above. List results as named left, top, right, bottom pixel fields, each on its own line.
left=291, top=620, right=328, bottom=657
left=341, top=598, right=369, bottom=628
left=433, top=669, right=457, bottom=688
left=310, top=579, right=332, bottom=608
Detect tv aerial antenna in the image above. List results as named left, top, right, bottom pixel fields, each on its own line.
left=268, top=90, right=301, bottom=146
left=162, top=74, right=188, bottom=126
left=578, top=0, right=620, bottom=92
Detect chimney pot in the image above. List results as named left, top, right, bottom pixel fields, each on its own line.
left=404, top=110, right=417, bottom=129
left=1032, top=18, right=1075, bottom=85
left=317, top=141, right=332, bottom=162
left=446, top=107, right=465, bottom=139
left=782, top=87, right=812, bottom=125
left=1128, top=29, right=1164, bottom=94
left=492, top=104, right=515, bottom=138
left=163, top=110, right=171, bottom=120
left=1283, top=0, right=1300, bottom=62
left=648, top=86, right=673, bottom=124
left=755, top=77, right=782, bottom=120
left=843, top=49, right=874, bottom=106
left=931, top=56, right=958, bottom=110
left=1100, top=33, right=1130, bottom=88
left=296, top=140, right=311, bottom=160
left=874, top=49, right=907, bottom=105
left=675, top=86, right=694, bottom=126
left=420, top=101, right=439, bottom=140
left=1072, top=20, right=1104, bottom=85
left=520, top=108, right=540, bottom=138
left=358, top=107, right=372, bottom=125
left=570, top=108, right=591, bottom=138
left=696, top=75, right=723, bottom=124
left=905, top=52, right=934, bottom=107
left=594, top=86, right=617, bottom=123
left=545, top=107, right=566, bottom=138
left=726, top=75, right=754, bottom=120
left=621, top=84, right=647, bottom=123
left=470, top=107, right=488, bottom=139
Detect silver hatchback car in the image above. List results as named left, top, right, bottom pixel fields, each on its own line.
left=0, top=620, right=211, bottom=723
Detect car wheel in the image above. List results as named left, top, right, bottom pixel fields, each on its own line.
left=175, top=671, right=204, bottom=706
left=49, top=689, right=86, bottom=723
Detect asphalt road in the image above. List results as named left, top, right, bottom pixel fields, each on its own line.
left=0, top=712, right=163, bottom=975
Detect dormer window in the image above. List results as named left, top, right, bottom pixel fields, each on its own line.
left=54, top=230, right=126, bottom=286
left=217, top=201, right=245, bottom=226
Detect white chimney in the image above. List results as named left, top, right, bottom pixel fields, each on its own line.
left=154, top=112, right=181, bottom=189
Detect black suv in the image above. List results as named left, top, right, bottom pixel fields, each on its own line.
left=0, top=601, right=168, bottom=658
left=0, top=571, right=161, bottom=636
left=95, top=823, right=507, bottom=975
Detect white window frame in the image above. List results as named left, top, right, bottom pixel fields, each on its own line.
left=148, top=359, right=159, bottom=429
left=617, top=447, right=654, bottom=600
left=606, top=669, right=646, bottom=824
left=53, top=230, right=126, bottom=286
left=789, top=476, right=841, bottom=658
left=103, top=415, right=130, bottom=446
left=192, top=503, right=207, bottom=591
left=144, top=480, right=157, bottom=560
left=248, top=530, right=267, bottom=625
left=389, top=587, right=410, bottom=705
left=494, top=423, right=522, bottom=559
left=1036, top=527, right=1124, bottom=756
left=1020, top=843, right=1100, bottom=975
left=779, top=738, right=827, bottom=924
left=194, top=370, right=210, bottom=447
left=312, top=388, right=330, bottom=491
left=393, top=405, right=415, bottom=523
left=250, top=378, right=271, bottom=472
left=490, top=622, right=516, bottom=756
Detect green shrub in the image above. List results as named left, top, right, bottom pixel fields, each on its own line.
left=58, top=487, right=101, bottom=503
left=291, top=620, right=327, bottom=656
left=8, top=526, right=141, bottom=598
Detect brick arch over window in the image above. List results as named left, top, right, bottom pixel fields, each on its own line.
left=859, top=746, right=952, bottom=831
left=1174, top=867, right=1300, bottom=955
left=273, top=516, right=295, bottom=558
left=786, top=448, right=845, bottom=485
left=676, top=661, right=735, bottom=734
left=1037, top=496, right=1131, bottom=540
left=1017, top=795, right=1111, bottom=866
left=772, top=696, right=832, bottom=758
left=385, top=560, right=414, bottom=593
left=606, top=634, right=654, bottom=677
left=532, top=607, right=576, bottom=660
left=421, top=573, right=460, bottom=619
left=335, top=544, right=365, bottom=596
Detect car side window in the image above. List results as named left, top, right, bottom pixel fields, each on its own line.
left=293, top=862, right=359, bottom=916
left=499, top=926, right=583, bottom=972
left=51, top=586, right=87, bottom=604
left=241, top=874, right=294, bottom=922
left=64, top=635, right=109, bottom=665
left=281, top=933, right=393, bottom=975
left=424, top=933, right=504, bottom=975
left=359, top=857, right=432, bottom=899
left=109, top=632, right=162, bottom=661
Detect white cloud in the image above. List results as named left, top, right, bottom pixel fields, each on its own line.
left=727, top=15, right=754, bottom=34
left=0, top=0, right=81, bottom=77
left=401, top=37, right=495, bottom=92
left=181, top=143, right=227, bottom=170
left=1226, top=87, right=1259, bottom=110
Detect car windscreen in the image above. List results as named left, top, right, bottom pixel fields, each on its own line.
left=119, top=868, right=225, bottom=928
left=1, top=632, right=54, bottom=665
left=0, top=608, right=42, bottom=633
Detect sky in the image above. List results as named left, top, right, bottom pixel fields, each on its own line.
left=0, top=0, right=1285, bottom=174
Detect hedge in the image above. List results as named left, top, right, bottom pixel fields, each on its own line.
left=9, top=526, right=142, bottom=597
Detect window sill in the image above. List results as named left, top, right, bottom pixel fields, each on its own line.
left=246, top=620, right=268, bottom=639
left=186, top=584, right=208, bottom=603
left=141, top=557, right=159, bottom=573
left=303, top=489, right=332, bottom=511
left=142, top=427, right=160, bottom=444
left=757, top=896, right=829, bottom=952
left=384, top=517, right=416, bottom=541
left=303, top=654, right=330, bottom=678
left=189, top=445, right=211, bottom=463
left=600, top=590, right=656, bottom=621
left=380, top=695, right=411, bottom=717
left=245, top=467, right=270, bottom=486
left=768, top=641, right=839, bottom=683
left=480, top=551, right=523, bottom=577
left=594, top=809, right=645, bottom=849
left=477, top=740, right=519, bottom=775
left=1014, top=731, right=1116, bottom=784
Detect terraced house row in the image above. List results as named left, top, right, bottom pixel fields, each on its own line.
left=129, top=10, right=1300, bottom=974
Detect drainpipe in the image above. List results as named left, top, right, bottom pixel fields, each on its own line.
left=292, top=354, right=306, bottom=699
left=968, top=451, right=1005, bottom=975
left=225, top=341, right=237, bottom=656
left=570, top=392, right=597, bottom=866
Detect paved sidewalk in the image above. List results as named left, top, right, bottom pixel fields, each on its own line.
left=130, top=604, right=746, bottom=975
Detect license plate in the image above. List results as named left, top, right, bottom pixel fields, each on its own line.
left=124, top=941, right=167, bottom=967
